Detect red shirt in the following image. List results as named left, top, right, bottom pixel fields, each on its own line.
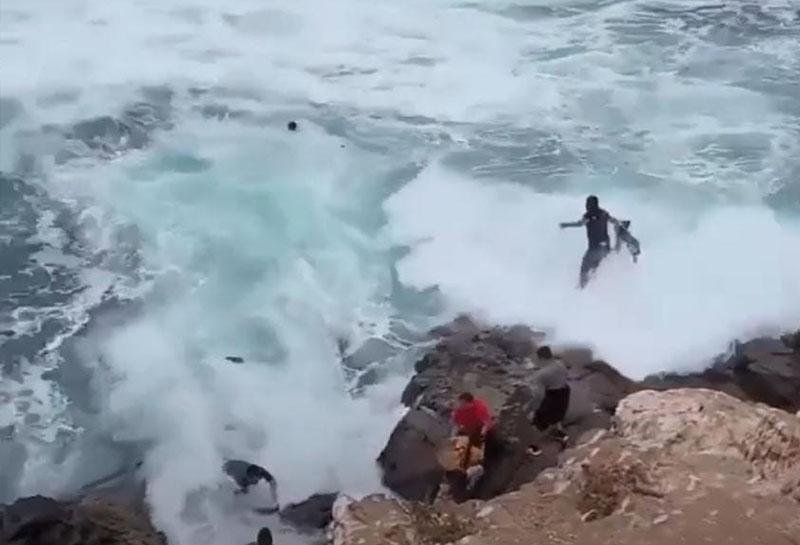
left=452, top=398, right=493, bottom=436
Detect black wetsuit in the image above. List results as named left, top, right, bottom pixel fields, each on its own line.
left=580, top=208, right=611, bottom=287
left=223, top=460, right=275, bottom=492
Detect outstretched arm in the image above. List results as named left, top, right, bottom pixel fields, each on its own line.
left=559, top=219, right=585, bottom=229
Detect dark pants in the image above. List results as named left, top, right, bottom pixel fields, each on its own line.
left=431, top=429, right=504, bottom=503
left=461, top=428, right=503, bottom=468
left=533, top=386, right=571, bottom=430
left=580, top=245, right=610, bottom=287
left=478, top=428, right=503, bottom=468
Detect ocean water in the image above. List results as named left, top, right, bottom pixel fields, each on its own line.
left=1, top=0, right=799, bottom=543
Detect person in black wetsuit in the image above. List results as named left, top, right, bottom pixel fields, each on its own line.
left=560, top=195, right=621, bottom=288
left=223, top=460, right=279, bottom=513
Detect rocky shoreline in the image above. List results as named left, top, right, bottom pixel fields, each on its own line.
left=3, top=318, right=798, bottom=545
left=378, top=317, right=800, bottom=504
left=0, top=493, right=166, bottom=545
left=333, top=388, right=800, bottom=545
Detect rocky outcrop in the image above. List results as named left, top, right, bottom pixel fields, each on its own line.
left=378, top=319, right=800, bottom=503
left=336, top=389, right=800, bottom=545
left=0, top=494, right=166, bottom=545
left=643, top=335, right=800, bottom=413
left=377, top=318, right=636, bottom=502
left=781, top=328, right=800, bottom=352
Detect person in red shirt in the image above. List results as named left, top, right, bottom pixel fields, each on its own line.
left=452, top=392, right=493, bottom=440
left=435, top=392, right=502, bottom=502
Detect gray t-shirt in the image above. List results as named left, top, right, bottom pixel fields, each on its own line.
left=533, top=360, right=568, bottom=391
left=526, top=360, right=569, bottom=411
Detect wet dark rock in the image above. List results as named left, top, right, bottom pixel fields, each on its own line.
left=350, top=367, right=382, bottom=392
left=39, top=369, right=59, bottom=382
left=0, top=424, right=15, bottom=440
left=1, top=496, right=65, bottom=539
left=414, top=353, right=438, bottom=374
left=378, top=319, right=637, bottom=502
left=53, top=88, right=173, bottom=165
left=642, top=335, right=800, bottom=413
left=0, top=495, right=166, bottom=545
left=342, top=337, right=398, bottom=370
left=225, top=356, right=244, bottom=364
left=0, top=440, right=26, bottom=503
left=378, top=408, right=451, bottom=500
left=287, top=121, right=298, bottom=131
left=280, top=493, right=337, bottom=530
left=427, top=315, right=481, bottom=339
left=781, top=329, right=800, bottom=352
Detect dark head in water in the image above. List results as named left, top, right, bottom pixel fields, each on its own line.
left=257, top=527, right=273, bottom=545
left=287, top=120, right=298, bottom=131
left=585, top=195, right=599, bottom=213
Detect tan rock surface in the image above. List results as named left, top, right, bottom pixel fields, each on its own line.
left=335, top=389, right=800, bottom=545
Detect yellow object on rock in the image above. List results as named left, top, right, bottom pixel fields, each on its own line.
left=437, top=436, right=484, bottom=472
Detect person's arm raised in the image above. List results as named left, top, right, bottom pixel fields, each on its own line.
left=559, top=218, right=585, bottom=229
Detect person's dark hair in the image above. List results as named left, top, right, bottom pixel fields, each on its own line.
left=586, top=195, right=599, bottom=212
left=536, top=346, right=553, bottom=360
left=458, top=392, right=474, bottom=403
left=256, top=527, right=273, bottom=545
left=246, top=464, right=264, bottom=479
left=287, top=120, right=298, bottom=131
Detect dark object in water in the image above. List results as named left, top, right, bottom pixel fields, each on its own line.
left=287, top=121, right=298, bottom=131
left=280, top=493, right=338, bottom=529
left=250, top=527, right=273, bottom=545
left=0, top=330, right=14, bottom=337
left=80, top=461, right=144, bottom=491
left=225, top=356, right=244, bottom=364
left=253, top=506, right=280, bottom=515
left=614, top=220, right=641, bottom=262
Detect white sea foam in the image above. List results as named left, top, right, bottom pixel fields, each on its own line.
left=385, top=163, right=800, bottom=378
left=2, top=1, right=799, bottom=543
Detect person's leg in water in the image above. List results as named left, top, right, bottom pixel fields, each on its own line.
left=579, top=246, right=609, bottom=288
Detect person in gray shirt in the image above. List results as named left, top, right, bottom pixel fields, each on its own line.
left=526, top=346, right=570, bottom=455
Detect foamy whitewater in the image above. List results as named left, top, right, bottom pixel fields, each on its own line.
left=1, top=1, right=799, bottom=543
